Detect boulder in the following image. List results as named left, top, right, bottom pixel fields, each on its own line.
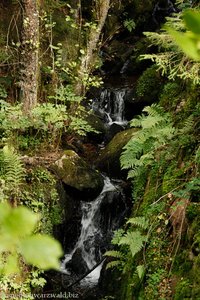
left=104, top=123, right=124, bottom=143
left=96, top=128, right=137, bottom=177
left=71, top=248, right=89, bottom=276
left=52, top=150, right=104, bottom=199
left=84, top=112, right=106, bottom=142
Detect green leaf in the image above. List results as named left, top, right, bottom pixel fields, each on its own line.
left=0, top=202, right=11, bottom=223
left=184, top=10, right=200, bottom=34
left=4, top=254, right=19, bottom=275
left=3, top=206, right=38, bottom=238
left=50, top=44, right=60, bottom=50
left=106, top=260, right=121, bottom=270
left=20, top=234, right=63, bottom=270
left=80, top=49, right=85, bottom=55
left=127, top=217, right=148, bottom=229
left=168, top=28, right=200, bottom=61
left=104, top=250, right=123, bottom=258
left=136, top=264, right=145, bottom=279
left=0, top=235, right=14, bottom=252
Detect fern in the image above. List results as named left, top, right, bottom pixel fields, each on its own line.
left=105, top=217, right=148, bottom=274
left=106, top=260, right=122, bottom=270
left=179, top=115, right=194, bottom=134
left=121, top=104, right=175, bottom=179
left=127, top=217, right=148, bottom=230
left=111, top=228, right=125, bottom=245
left=136, top=264, right=145, bottom=280
left=104, top=250, right=123, bottom=259
left=141, top=13, right=200, bottom=84
left=119, top=231, right=147, bottom=258
left=0, top=145, right=24, bottom=195
left=127, top=167, right=146, bottom=180
left=195, top=146, right=200, bottom=165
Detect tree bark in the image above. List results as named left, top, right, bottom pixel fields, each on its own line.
left=20, top=0, right=39, bottom=113
left=75, top=0, right=110, bottom=96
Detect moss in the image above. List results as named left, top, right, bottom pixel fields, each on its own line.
left=136, top=65, right=163, bottom=103
left=162, top=162, right=184, bottom=194
left=52, top=150, right=104, bottom=197
left=173, top=250, right=193, bottom=275
left=140, top=164, right=163, bottom=211
left=186, top=203, right=199, bottom=221
left=159, top=82, right=183, bottom=110
left=174, top=279, right=192, bottom=300
left=96, top=128, right=138, bottom=176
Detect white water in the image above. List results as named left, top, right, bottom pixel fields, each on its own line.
left=92, top=88, right=128, bottom=126
left=61, top=177, right=118, bottom=285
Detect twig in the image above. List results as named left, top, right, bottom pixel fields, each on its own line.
left=6, top=14, right=15, bottom=48
left=64, top=258, right=106, bottom=290
left=150, top=184, right=184, bottom=206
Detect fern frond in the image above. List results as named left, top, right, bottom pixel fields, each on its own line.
left=119, top=231, right=147, bottom=258
left=195, top=146, right=200, bottom=165
left=104, top=250, right=123, bottom=259
left=0, top=145, right=24, bottom=191
left=143, top=104, right=164, bottom=117
left=106, top=260, right=121, bottom=270
left=130, top=116, right=143, bottom=128
left=179, top=115, right=194, bottom=134
left=120, top=104, right=175, bottom=177
left=127, top=217, right=148, bottom=230
left=141, top=13, right=200, bottom=85
left=136, top=264, right=145, bottom=280
left=111, top=228, right=125, bottom=245
left=141, top=115, right=164, bottom=129
left=127, top=168, right=140, bottom=179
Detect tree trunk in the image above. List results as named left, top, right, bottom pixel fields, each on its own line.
left=75, top=0, right=110, bottom=96
left=20, top=0, right=39, bottom=113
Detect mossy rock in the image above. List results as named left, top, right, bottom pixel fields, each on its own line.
left=52, top=150, right=104, bottom=199
left=96, top=128, right=138, bottom=177
left=136, top=65, right=163, bottom=104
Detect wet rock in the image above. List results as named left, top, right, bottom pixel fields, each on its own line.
left=105, top=123, right=124, bottom=143
left=96, top=128, right=137, bottom=177
left=52, top=150, right=104, bottom=199
left=84, top=112, right=106, bottom=142
left=71, top=248, right=89, bottom=275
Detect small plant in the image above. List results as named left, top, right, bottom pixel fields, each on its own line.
left=123, top=19, right=136, bottom=32
left=0, top=145, right=24, bottom=201
left=141, top=10, right=200, bottom=84
left=168, top=10, right=200, bottom=61
left=48, top=85, right=82, bottom=105
left=0, top=100, right=97, bottom=149
left=0, top=202, right=63, bottom=273
left=0, top=85, right=7, bottom=99
left=120, top=104, right=175, bottom=179
left=105, top=217, right=148, bottom=280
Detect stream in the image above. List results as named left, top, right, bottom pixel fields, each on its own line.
left=61, top=177, right=126, bottom=287
left=58, top=82, right=131, bottom=298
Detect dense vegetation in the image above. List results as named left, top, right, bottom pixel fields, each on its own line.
left=0, top=0, right=199, bottom=299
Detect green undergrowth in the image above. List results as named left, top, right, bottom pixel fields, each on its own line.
left=0, top=96, right=98, bottom=153
left=20, top=166, right=63, bottom=234
left=104, top=79, right=200, bottom=299
left=0, top=145, right=64, bottom=299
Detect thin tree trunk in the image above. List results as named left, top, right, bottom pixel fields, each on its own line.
left=20, top=0, right=39, bottom=113
left=75, top=0, right=110, bottom=96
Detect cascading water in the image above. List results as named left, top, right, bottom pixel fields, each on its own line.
left=61, top=177, right=126, bottom=288
left=92, top=88, right=128, bottom=126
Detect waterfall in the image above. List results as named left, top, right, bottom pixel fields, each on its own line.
left=61, top=177, right=125, bottom=287
left=92, top=88, right=128, bottom=126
